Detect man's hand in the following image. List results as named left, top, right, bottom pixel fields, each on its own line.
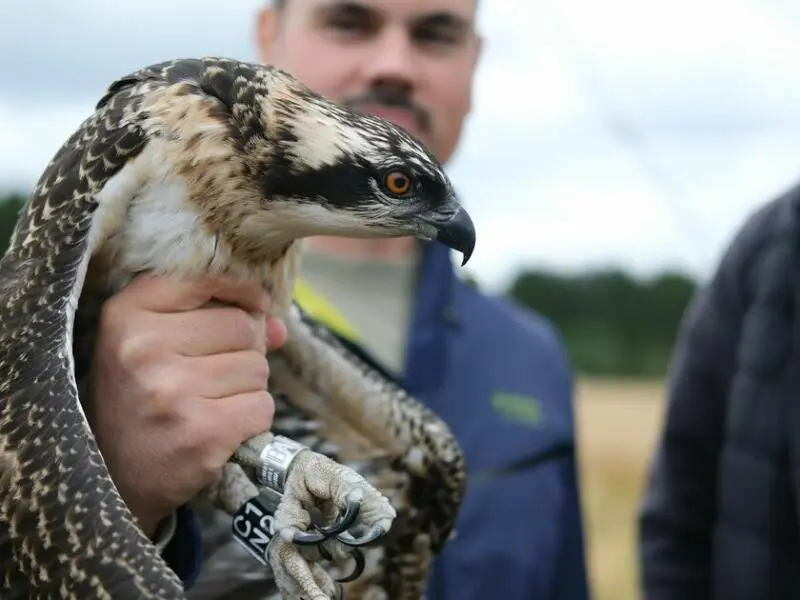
left=87, top=274, right=288, bottom=538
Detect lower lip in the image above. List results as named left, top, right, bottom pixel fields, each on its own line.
left=360, top=106, right=419, bottom=134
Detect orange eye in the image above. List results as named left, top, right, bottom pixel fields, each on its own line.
left=384, top=170, right=412, bottom=195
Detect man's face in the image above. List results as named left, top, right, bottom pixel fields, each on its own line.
left=255, top=0, right=482, bottom=165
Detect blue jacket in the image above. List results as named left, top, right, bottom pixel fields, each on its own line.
left=170, top=240, right=590, bottom=598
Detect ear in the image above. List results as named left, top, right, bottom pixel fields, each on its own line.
left=254, top=6, right=280, bottom=63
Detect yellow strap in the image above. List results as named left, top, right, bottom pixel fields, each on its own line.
left=292, top=277, right=361, bottom=343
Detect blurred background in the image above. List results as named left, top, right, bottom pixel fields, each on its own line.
left=2, top=1, right=800, bottom=598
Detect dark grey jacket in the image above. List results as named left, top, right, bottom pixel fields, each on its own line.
left=639, top=181, right=800, bottom=600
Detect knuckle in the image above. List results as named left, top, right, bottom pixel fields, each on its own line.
left=116, top=329, right=158, bottom=368
left=142, top=363, right=188, bottom=409
left=96, top=300, right=148, bottom=365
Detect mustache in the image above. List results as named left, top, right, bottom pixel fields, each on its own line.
left=342, top=88, right=431, bottom=134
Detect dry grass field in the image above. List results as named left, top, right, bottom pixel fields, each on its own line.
left=574, top=376, right=667, bottom=600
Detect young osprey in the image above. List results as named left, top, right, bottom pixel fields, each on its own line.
left=0, top=57, right=472, bottom=600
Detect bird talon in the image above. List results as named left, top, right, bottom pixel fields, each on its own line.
left=291, top=500, right=361, bottom=548
left=290, top=529, right=328, bottom=546
left=316, top=501, right=360, bottom=537
left=336, top=524, right=386, bottom=547
left=335, top=547, right=366, bottom=583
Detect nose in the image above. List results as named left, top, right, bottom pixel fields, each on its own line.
left=362, top=26, right=419, bottom=89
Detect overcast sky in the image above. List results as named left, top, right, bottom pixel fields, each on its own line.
left=2, top=0, right=800, bottom=291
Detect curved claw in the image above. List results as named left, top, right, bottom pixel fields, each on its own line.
left=316, top=501, right=360, bottom=538
left=335, top=548, right=366, bottom=583
left=336, top=525, right=387, bottom=548
left=289, top=529, right=328, bottom=546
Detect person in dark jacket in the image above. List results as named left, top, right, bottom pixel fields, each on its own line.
left=90, top=0, right=591, bottom=597
left=638, top=179, right=800, bottom=599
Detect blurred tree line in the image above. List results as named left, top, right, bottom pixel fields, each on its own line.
left=0, top=191, right=698, bottom=377
left=506, top=268, right=696, bottom=377
left=0, top=192, right=25, bottom=257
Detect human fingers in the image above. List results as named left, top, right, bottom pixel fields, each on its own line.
left=221, top=390, right=277, bottom=443
left=165, top=307, right=268, bottom=357
left=171, top=350, right=270, bottom=400
left=192, top=391, right=276, bottom=477
left=123, top=273, right=270, bottom=315
left=107, top=307, right=267, bottom=366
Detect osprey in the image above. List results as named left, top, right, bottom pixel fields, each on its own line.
left=0, top=57, right=473, bottom=600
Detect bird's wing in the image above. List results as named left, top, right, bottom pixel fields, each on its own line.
left=0, top=72, right=186, bottom=598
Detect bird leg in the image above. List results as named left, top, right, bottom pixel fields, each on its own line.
left=205, top=433, right=396, bottom=600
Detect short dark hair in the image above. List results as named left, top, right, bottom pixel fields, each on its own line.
left=271, top=0, right=477, bottom=10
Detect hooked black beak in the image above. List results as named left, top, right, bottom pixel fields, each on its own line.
left=434, top=206, right=476, bottom=266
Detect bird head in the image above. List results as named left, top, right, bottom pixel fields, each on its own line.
left=157, top=62, right=476, bottom=268
left=255, top=73, right=476, bottom=265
